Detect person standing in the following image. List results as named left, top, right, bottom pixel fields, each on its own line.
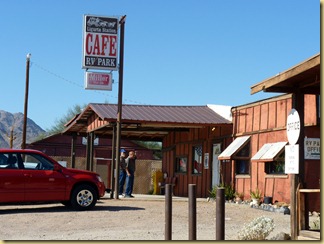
left=118, top=149, right=127, bottom=196
left=125, top=150, right=137, bottom=198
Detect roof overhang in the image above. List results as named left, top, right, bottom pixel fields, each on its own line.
left=62, top=104, right=232, bottom=141
left=250, top=54, right=320, bottom=95
left=251, top=142, right=287, bottom=162
left=218, top=136, right=250, bottom=160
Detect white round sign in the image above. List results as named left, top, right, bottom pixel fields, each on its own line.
left=286, top=108, right=300, bottom=145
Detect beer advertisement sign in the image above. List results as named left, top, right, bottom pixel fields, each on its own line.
left=83, top=15, right=119, bottom=70
left=85, top=71, right=112, bottom=90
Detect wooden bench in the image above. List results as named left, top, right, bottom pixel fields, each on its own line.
left=159, top=177, right=177, bottom=195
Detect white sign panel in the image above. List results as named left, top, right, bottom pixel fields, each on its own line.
left=85, top=72, right=112, bottom=90
left=58, top=161, right=67, bottom=167
left=286, top=108, right=300, bottom=145
left=82, top=137, right=99, bottom=146
left=83, top=15, right=119, bottom=70
left=285, top=144, right=299, bottom=174
left=204, top=153, right=209, bottom=169
left=304, top=138, right=320, bottom=160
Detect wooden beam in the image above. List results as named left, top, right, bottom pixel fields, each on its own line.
left=251, top=54, right=320, bottom=95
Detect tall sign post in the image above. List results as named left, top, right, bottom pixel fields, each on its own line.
left=115, top=15, right=126, bottom=199
left=82, top=15, right=125, bottom=199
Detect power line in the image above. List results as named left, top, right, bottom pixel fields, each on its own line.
left=31, top=61, right=145, bottom=104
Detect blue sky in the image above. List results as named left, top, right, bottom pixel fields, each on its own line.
left=0, top=1, right=319, bottom=130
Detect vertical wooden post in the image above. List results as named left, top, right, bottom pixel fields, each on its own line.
left=111, top=123, right=116, bottom=199
left=86, top=133, right=91, bottom=170
left=290, top=91, right=305, bottom=240
left=165, top=184, right=172, bottom=240
left=71, top=133, right=76, bottom=168
left=188, top=184, right=197, bottom=240
left=216, top=187, right=225, bottom=240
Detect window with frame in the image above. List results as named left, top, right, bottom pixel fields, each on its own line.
left=235, top=159, right=250, bottom=174
left=0, top=153, right=19, bottom=169
left=192, top=145, right=202, bottom=174
left=175, top=156, right=187, bottom=173
left=234, top=142, right=251, bottom=175
left=265, top=152, right=285, bottom=174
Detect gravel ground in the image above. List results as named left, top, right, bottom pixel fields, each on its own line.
left=0, top=194, right=294, bottom=240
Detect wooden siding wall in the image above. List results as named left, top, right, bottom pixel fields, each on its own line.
left=162, top=124, right=233, bottom=198
left=231, top=94, right=320, bottom=207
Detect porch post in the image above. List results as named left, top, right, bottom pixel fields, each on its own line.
left=71, top=133, right=76, bottom=168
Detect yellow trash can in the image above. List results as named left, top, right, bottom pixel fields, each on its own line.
left=152, top=170, right=163, bottom=195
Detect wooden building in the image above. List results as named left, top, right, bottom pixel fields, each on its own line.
left=62, top=104, right=233, bottom=198
left=219, top=93, right=320, bottom=209
left=220, top=53, right=320, bottom=240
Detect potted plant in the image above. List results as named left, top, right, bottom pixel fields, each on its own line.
left=250, top=188, right=262, bottom=205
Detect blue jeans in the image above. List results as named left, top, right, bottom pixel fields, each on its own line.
left=119, top=169, right=126, bottom=195
left=125, top=170, right=134, bottom=196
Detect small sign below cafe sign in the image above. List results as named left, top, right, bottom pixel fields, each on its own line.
left=85, top=71, right=112, bottom=91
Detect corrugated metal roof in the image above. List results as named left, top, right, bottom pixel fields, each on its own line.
left=89, top=104, right=231, bottom=124
left=63, top=103, right=232, bottom=140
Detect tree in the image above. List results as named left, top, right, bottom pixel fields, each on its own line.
left=47, top=104, right=86, bottom=135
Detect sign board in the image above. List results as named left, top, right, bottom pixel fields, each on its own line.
left=58, top=161, right=67, bottom=167
left=82, top=15, right=119, bottom=70
left=286, top=108, right=300, bottom=145
left=304, top=137, right=320, bottom=160
left=285, top=144, right=299, bottom=174
left=85, top=71, right=112, bottom=90
left=204, top=153, right=209, bottom=169
left=82, top=137, right=99, bottom=146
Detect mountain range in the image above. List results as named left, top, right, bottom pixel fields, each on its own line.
left=0, top=110, right=45, bottom=149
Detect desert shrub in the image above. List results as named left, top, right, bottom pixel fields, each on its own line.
left=237, top=216, right=275, bottom=240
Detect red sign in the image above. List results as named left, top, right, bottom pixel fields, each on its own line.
left=85, top=72, right=112, bottom=91
left=82, top=15, right=119, bottom=70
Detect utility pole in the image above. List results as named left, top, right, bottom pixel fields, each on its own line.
left=21, top=53, right=31, bottom=149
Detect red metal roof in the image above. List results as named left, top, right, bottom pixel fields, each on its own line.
left=90, top=104, right=231, bottom=124
left=63, top=103, right=232, bottom=140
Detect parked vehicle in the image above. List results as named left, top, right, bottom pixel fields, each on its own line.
left=0, top=149, right=106, bottom=210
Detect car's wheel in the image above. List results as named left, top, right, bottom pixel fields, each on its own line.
left=70, top=184, right=97, bottom=211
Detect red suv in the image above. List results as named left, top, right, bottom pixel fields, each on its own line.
left=0, top=149, right=106, bottom=210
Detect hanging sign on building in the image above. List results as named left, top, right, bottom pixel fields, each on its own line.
left=82, top=15, right=119, bottom=70
left=304, top=137, right=320, bottom=160
left=286, top=108, right=300, bottom=145
left=85, top=71, right=112, bottom=90
left=285, top=144, right=299, bottom=174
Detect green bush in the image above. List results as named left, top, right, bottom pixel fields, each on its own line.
left=209, top=184, right=235, bottom=200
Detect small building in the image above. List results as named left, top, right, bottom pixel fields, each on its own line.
left=219, top=53, right=320, bottom=240
left=219, top=93, right=320, bottom=210
left=62, top=104, right=233, bottom=197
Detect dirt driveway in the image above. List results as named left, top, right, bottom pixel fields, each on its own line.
left=0, top=194, right=292, bottom=240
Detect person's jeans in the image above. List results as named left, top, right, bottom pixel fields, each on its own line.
left=125, top=171, right=134, bottom=196
left=119, top=169, right=126, bottom=195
